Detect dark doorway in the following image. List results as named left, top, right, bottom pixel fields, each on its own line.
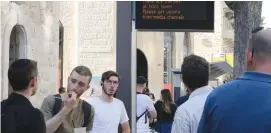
left=137, top=49, right=148, bottom=80
left=59, top=21, right=64, bottom=88
left=9, top=25, right=27, bottom=94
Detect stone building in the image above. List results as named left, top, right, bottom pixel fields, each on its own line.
left=1, top=1, right=233, bottom=108
left=1, top=1, right=60, bottom=107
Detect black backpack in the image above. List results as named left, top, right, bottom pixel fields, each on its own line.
left=52, top=94, right=92, bottom=127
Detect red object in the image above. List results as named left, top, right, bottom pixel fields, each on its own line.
left=164, top=84, right=173, bottom=94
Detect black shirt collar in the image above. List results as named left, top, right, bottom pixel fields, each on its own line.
left=6, top=93, right=33, bottom=107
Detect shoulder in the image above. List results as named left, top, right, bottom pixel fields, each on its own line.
left=175, top=104, right=189, bottom=119
left=86, top=97, right=100, bottom=105
left=156, top=100, right=163, bottom=104
left=154, top=100, right=163, bottom=106
left=43, top=94, right=55, bottom=103
left=113, top=98, right=125, bottom=106
left=32, top=108, right=45, bottom=121
left=40, top=94, right=56, bottom=109
left=171, top=103, right=178, bottom=109
left=138, top=94, right=152, bottom=101
left=81, top=100, right=95, bottom=114
left=213, top=80, right=239, bottom=93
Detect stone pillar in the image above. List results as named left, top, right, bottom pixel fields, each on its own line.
left=60, top=1, right=80, bottom=89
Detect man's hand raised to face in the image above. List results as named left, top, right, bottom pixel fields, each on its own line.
left=63, top=92, right=77, bottom=111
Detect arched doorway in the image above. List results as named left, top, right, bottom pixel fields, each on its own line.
left=59, top=21, right=64, bottom=88
left=137, top=49, right=148, bottom=82
left=9, top=25, right=27, bottom=94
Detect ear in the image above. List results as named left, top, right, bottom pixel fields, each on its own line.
left=100, top=81, right=103, bottom=86
left=246, top=49, right=253, bottom=63
left=30, top=76, right=38, bottom=88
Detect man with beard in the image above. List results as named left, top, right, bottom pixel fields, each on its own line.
left=40, top=66, right=94, bottom=133
left=197, top=27, right=271, bottom=133
left=1, top=59, right=46, bottom=133
left=87, top=70, right=130, bottom=133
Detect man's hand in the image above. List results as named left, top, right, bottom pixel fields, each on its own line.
left=62, top=92, right=77, bottom=111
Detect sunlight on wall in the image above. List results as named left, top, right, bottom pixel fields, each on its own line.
left=262, top=1, right=271, bottom=27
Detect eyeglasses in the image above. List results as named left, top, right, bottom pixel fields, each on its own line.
left=250, top=26, right=270, bottom=57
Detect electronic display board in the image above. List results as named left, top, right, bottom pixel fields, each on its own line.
left=135, top=1, right=215, bottom=32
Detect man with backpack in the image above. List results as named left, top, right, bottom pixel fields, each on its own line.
left=40, top=66, right=94, bottom=133
left=136, top=76, right=157, bottom=133
left=1, top=59, right=46, bottom=133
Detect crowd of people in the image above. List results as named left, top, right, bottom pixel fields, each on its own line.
left=1, top=27, right=271, bottom=133
left=135, top=27, right=271, bottom=133
left=2, top=63, right=130, bottom=133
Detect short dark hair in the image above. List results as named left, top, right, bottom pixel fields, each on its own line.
left=8, top=59, right=38, bottom=91
left=59, top=87, right=66, bottom=93
left=137, top=76, right=148, bottom=85
left=70, top=66, right=92, bottom=84
left=181, top=54, right=209, bottom=91
left=101, top=70, right=120, bottom=82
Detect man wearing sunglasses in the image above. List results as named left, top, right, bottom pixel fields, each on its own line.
left=197, top=27, right=271, bottom=133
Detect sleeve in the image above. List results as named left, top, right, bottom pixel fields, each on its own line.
left=30, top=109, right=47, bottom=133
left=171, top=106, right=190, bottom=133
left=120, top=102, right=129, bottom=124
left=154, top=101, right=160, bottom=111
left=197, top=94, right=213, bottom=133
left=146, top=96, right=155, bottom=112
left=86, top=105, right=95, bottom=131
left=40, top=95, right=55, bottom=121
left=172, top=104, right=178, bottom=115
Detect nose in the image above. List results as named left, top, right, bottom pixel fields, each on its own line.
left=110, top=84, right=115, bottom=88
left=69, top=83, right=79, bottom=92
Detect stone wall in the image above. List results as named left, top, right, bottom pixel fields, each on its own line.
left=137, top=32, right=164, bottom=101
left=60, top=1, right=79, bottom=88
left=78, top=1, right=116, bottom=76
left=60, top=1, right=117, bottom=97
left=1, top=1, right=60, bottom=108
left=192, top=1, right=224, bottom=62
left=78, top=1, right=116, bottom=97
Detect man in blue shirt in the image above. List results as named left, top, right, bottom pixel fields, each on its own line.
left=175, top=89, right=189, bottom=107
left=197, top=27, right=271, bottom=133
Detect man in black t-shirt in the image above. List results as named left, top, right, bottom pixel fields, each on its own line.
left=1, top=59, right=46, bottom=133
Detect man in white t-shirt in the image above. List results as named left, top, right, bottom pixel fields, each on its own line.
left=87, top=70, right=130, bottom=133
left=136, top=76, right=157, bottom=133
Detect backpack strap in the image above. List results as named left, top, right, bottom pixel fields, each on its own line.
left=82, top=100, right=91, bottom=127
left=136, top=92, right=148, bottom=124
left=136, top=110, right=148, bottom=123
left=53, top=94, right=63, bottom=116
left=52, top=95, right=92, bottom=127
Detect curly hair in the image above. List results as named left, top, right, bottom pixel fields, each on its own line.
left=181, top=54, right=209, bottom=91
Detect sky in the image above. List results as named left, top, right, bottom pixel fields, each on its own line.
left=262, top=1, right=271, bottom=27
